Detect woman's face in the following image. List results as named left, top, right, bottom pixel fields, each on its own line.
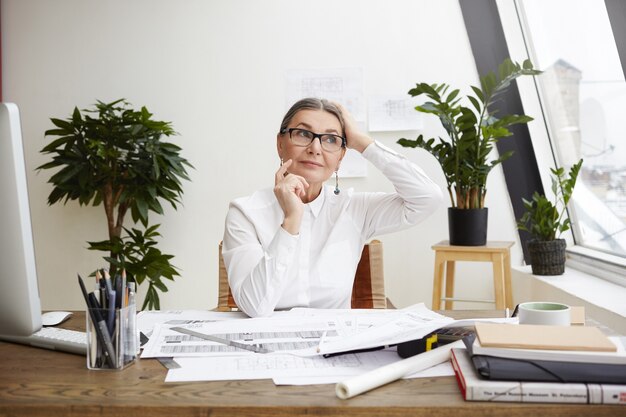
left=277, top=109, right=346, bottom=187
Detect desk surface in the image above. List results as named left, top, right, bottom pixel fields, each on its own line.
left=0, top=310, right=622, bottom=417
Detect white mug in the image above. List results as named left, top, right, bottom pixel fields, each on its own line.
left=518, top=302, right=571, bottom=326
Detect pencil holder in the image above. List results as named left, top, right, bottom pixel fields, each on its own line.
left=86, top=305, right=138, bottom=370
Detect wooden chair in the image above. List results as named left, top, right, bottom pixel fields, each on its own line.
left=218, top=240, right=386, bottom=311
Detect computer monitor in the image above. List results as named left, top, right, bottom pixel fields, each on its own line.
left=0, top=102, right=43, bottom=336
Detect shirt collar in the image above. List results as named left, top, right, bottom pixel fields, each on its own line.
left=306, top=186, right=325, bottom=218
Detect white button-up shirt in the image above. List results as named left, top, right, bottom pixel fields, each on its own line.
left=222, top=141, right=442, bottom=317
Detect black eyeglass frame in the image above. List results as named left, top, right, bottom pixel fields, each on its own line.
left=280, top=128, right=347, bottom=151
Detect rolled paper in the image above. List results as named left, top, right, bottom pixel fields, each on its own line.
left=335, top=339, right=464, bottom=399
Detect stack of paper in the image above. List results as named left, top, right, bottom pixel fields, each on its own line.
left=138, top=303, right=459, bottom=385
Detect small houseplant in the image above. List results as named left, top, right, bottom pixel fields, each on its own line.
left=517, top=159, right=583, bottom=275
left=398, top=58, right=541, bottom=245
left=38, top=99, right=192, bottom=309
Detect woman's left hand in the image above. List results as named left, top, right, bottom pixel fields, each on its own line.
left=335, top=102, right=374, bottom=153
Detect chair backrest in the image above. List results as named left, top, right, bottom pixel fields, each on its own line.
left=217, top=240, right=386, bottom=311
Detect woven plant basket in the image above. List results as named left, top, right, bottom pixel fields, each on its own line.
left=527, top=239, right=566, bottom=275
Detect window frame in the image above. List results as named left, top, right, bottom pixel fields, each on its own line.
left=461, top=0, right=626, bottom=287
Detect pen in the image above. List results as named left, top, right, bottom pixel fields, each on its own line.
left=322, top=345, right=391, bottom=358
left=104, top=277, right=116, bottom=336
left=96, top=270, right=106, bottom=307
left=120, top=269, right=127, bottom=308
left=80, top=274, right=99, bottom=367
left=106, top=290, right=116, bottom=336
left=511, top=304, right=520, bottom=318
left=103, top=269, right=113, bottom=294
left=78, top=274, right=116, bottom=368
left=89, top=293, right=118, bottom=368
left=170, top=327, right=272, bottom=354
left=126, top=282, right=139, bottom=356
left=87, top=288, right=104, bottom=367
left=115, top=308, right=122, bottom=367
left=114, top=270, right=125, bottom=309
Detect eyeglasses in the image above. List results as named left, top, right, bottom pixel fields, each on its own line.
left=280, top=128, right=346, bottom=152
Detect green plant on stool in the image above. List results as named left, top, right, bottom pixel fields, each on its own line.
left=38, top=99, right=193, bottom=309
left=397, top=58, right=541, bottom=245
left=517, top=159, right=583, bottom=275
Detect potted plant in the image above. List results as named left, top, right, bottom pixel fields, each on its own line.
left=517, top=159, right=583, bottom=275
left=398, top=58, right=541, bottom=245
left=38, top=99, right=192, bottom=309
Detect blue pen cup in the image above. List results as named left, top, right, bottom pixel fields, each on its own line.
left=86, top=305, right=138, bottom=370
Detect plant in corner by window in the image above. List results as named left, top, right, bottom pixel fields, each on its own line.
left=517, top=159, right=583, bottom=275
left=38, top=99, right=193, bottom=309
left=518, top=159, right=583, bottom=242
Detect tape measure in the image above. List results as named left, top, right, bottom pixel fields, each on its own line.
left=396, top=332, right=439, bottom=358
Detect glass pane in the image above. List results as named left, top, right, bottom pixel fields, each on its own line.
left=520, top=0, right=626, bottom=257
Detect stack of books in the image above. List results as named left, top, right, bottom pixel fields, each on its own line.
left=450, top=322, right=626, bottom=404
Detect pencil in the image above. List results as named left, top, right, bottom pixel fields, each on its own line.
left=170, top=327, right=272, bottom=354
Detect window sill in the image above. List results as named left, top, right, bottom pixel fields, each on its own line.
left=511, top=265, right=626, bottom=334
left=566, top=245, right=626, bottom=287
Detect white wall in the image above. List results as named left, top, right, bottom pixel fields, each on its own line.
left=1, top=0, right=524, bottom=311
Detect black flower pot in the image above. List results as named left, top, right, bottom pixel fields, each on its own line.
left=527, top=239, right=566, bottom=275
left=448, top=207, right=488, bottom=246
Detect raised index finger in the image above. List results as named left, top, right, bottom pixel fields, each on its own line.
left=275, top=159, right=293, bottom=184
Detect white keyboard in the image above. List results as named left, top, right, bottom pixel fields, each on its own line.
left=0, top=326, right=87, bottom=355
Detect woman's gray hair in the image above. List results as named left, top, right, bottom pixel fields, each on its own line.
left=279, top=98, right=345, bottom=136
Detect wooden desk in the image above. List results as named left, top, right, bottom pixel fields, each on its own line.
left=0, top=311, right=622, bottom=417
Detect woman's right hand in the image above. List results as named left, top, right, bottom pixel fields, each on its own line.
left=274, top=159, right=308, bottom=235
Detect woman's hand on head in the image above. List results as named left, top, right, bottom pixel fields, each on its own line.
left=274, top=159, right=307, bottom=235
left=336, top=102, right=374, bottom=153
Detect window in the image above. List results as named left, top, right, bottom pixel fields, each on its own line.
left=516, top=0, right=626, bottom=278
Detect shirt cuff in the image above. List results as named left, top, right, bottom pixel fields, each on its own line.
left=269, top=226, right=299, bottom=266
left=361, top=140, right=406, bottom=169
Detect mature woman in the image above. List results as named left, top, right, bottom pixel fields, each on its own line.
left=222, top=98, right=442, bottom=317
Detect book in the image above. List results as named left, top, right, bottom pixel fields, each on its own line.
left=450, top=348, right=626, bottom=404
left=471, top=335, right=626, bottom=364
left=474, top=322, right=616, bottom=352
left=470, top=353, right=626, bottom=384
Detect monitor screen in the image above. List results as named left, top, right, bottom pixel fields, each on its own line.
left=0, top=102, right=43, bottom=336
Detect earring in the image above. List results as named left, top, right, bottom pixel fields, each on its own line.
left=280, top=157, right=284, bottom=166
left=334, top=170, right=340, bottom=195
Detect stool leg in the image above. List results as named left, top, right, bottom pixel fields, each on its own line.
left=503, top=249, right=513, bottom=309
left=432, top=253, right=445, bottom=310
left=444, top=261, right=455, bottom=310
left=491, top=253, right=505, bottom=310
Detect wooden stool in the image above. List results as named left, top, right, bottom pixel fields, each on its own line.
left=431, top=240, right=514, bottom=310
